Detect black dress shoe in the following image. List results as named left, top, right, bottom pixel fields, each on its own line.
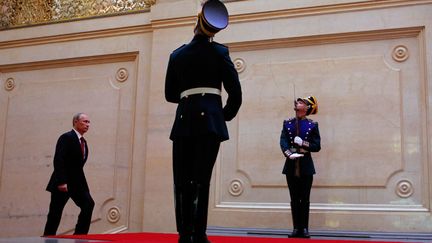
left=288, top=228, right=302, bottom=238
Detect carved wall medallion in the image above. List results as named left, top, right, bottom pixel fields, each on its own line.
left=228, top=179, right=244, bottom=197
left=396, top=179, right=413, bottom=198
left=4, top=78, right=15, bottom=91
left=392, top=45, right=409, bottom=62
left=233, top=58, right=246, bottom=73
left=107, top=206, right=121, bottom=223
left=116, top=68, right=129, bottom=82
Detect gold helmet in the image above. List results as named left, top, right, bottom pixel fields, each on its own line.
left=197, top=0, right=229, bottom=37
left=296, top=96, right=318, bottom=115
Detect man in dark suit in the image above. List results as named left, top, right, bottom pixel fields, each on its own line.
left=280, top=96, right=321, bottom=238
left=43, top=113, right=94, bottom=236
left=165, top=1, right=242, bottom=242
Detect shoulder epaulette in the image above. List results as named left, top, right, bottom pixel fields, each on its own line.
left=307, top=118, right=317, bottom=124
left=284, top=117, right=296, bottom=123
left=172, top=44, right=186, bottom=53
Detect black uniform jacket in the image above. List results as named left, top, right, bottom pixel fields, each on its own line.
left=46, top=130, right=89, bottom=193
left=280, top=118, right=321, bottom=176
left=165, top=34, right=242, bottom=141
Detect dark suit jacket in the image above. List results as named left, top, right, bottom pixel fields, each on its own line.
left=46, top=130, right=89, bottom=193
left=165, top=34, right=242, bottom=141
left=280, top=118, right=321, bottom=176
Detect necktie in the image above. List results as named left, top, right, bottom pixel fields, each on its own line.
left=80, top=137, right=86, bottom=159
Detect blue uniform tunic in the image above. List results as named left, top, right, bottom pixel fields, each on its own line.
left=280, top=117, right=321, bottom=176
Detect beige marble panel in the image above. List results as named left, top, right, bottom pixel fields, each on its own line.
left=211, top=29, right=429, bottom=230
left=237, top=55, right=402, bottom=187
left=0, top=55, right=137, bottom=236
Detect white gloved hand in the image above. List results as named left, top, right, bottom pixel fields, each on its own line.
left=289, top=153, right=304, bottom=160
left=294, top=136, right=303, bottom=146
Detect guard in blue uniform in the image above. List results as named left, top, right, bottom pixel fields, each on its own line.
left=165, top=1, right=242, bottom=242
left=280, top=96, right=321, bottom=238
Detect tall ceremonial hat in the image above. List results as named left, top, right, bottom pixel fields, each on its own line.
left=198, top=0, right=229, bottom=37
left=297, top=96, right=318, bottom=115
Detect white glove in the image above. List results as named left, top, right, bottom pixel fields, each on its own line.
left=294, top=136, right=303, bottom=146
left=289, top=153, right=304, bottom=160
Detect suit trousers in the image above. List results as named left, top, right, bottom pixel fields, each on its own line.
left=172, top=135, right=220, bottom=239
left=43, top=189, right=95, bottom=235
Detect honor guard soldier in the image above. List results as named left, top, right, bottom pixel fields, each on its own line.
left=280, top=96, right=321, bottom=238
left=165, top=1, right=242, bottom=242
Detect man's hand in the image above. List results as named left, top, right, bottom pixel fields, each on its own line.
left=57, top=184, right=68, bottom=192
left=294, top=136, right=303, bottom=146
left=289, top=153, right=304, bottom=160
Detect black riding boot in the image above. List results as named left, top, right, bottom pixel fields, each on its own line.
left=300, top=200, right=310, bottom=238
left=175, top=185, right=193, bottom=243
left=191, top=183, right=211, bottom=243
left=289, top=201, right=302, bottom=238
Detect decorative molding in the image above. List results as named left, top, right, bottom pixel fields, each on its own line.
left=226, top=27, right=422, bottom=52
left=151, top=16, right=196, bottom=30
left=1, top=1, right=429, bottom=50
left=4, top=78, right=15, bottom=91
left=116, top=68, right=129, bottom=82
left=129, top=0, right=432, bottom=31
left=0, top=52, right=138, bottom=73
left=228, top=179, right=244, bottom=197
left=1, top=0, right=429, bottom=32
left=396, top=179, right=414, bottom=198
left=216, top=202, right=428, bottom=212
left=103, top=225, right=128, bottom=234
left=233, top=58, right=246, bottom=73
left=392, top=45, right=409, bottom=62
left=230, top=0, right=432, bottom=24
left=234, top=55, right=403, bottom=188
left=0, top=25, right=152, bottom=50
left=107, top=206, right=121, bottom=223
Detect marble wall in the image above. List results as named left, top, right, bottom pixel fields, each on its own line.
left=0, top=0, right=432, bottom=237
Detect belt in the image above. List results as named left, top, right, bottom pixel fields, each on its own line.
left=290, top=147, right=308, bottom=153
left=180, top=87, right=221, bottom=99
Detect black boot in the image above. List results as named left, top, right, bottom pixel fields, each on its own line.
left=289, top=229, right=302, bottom=238
left=191, top=183, right=211, bottom=243
left=302, top=228, right=310, bottom=238
left=289, top=201, right=302, bottom=238
left=174, top=185, right=193, bottom=243
left=299, top=201, right=311, bottom=238
left=178, top=235, right=193, bottom=243
left=192, top=234, right=210, bottom=243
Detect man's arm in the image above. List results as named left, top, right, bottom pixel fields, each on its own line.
left=219, top=46, right=242, bottom=121
left=53, top=134, right=69, bottom=191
